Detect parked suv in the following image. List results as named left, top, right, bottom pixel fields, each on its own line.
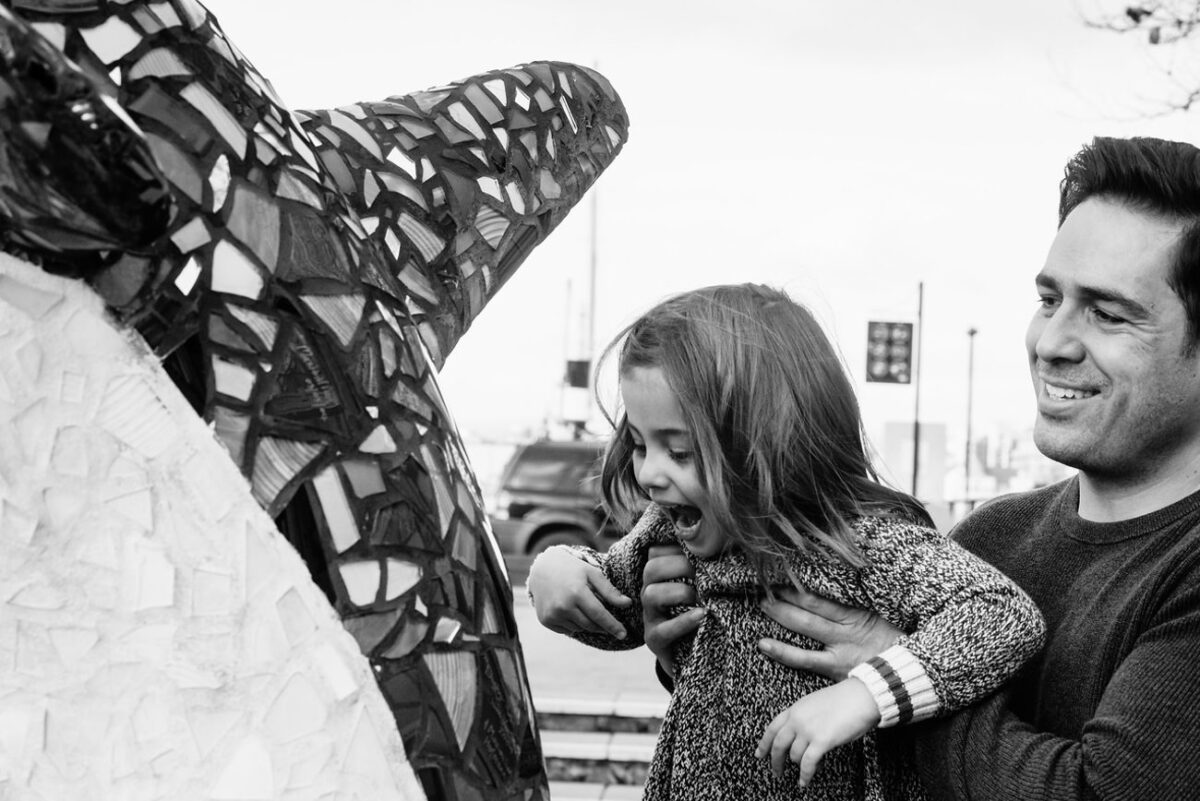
left=489, top=439, right=623, bottom=555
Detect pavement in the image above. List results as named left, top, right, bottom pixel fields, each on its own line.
left=506, top=557, right=667, bottom=800
left=508, top=560, right=670, bottom=707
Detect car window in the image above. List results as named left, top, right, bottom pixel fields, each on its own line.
left=505, top=447, right=603, bottom=494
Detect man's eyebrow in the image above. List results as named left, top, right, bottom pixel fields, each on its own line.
left=1034, top=272, right=1152, bottom=318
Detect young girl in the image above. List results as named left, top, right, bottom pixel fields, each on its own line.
left=528, top=283, right=1044, bottom=800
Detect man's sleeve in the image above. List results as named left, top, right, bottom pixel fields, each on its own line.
left=914, top=580, right=1200, bottom=800
left=852, top=519, right=1045, bottom=722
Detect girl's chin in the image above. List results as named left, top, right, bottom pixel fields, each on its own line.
left=677, top=531, right=725, bottom=560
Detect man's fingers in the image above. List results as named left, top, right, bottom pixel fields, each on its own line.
left=760, top=599, right=841, bottom=642
left=646, top=606, right=704, bottom=646
left=776, top=585, right=859, bottom=622
left=757, top=638, right=841, bottom=678
left=642, top=581, right=698, bottom=619
left=646, top=543, right=687, bottom=560
left=643, top=546, right=693, bottom=584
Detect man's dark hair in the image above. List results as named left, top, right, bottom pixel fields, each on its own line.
left=1060, top=136, right=1200, bottom=343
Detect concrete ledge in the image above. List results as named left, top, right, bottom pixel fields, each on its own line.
left=541, top=730, right=656, bottom=762
left=536, top=693, right=667, bottom=735
left=548, top=781, right=646, bottom=800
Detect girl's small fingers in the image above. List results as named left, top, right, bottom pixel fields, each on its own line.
left=770, top=730, right=794, bottom=778
left=548, top=610, right=595, bottom=636
left=755, top=714, right=784, bottom=759
left=589, top=573, right=633, bottom=608
left=577, top=596, right=628, bottom=639
left=797, top=744, right=826, bottom=788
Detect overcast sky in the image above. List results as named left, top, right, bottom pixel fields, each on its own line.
left=200, top=0, right=1200, bottom=471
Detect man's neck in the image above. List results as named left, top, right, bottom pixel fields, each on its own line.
left=1078, top=453, right=1200, bottom=522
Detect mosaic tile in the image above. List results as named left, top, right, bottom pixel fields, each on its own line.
left=0, top=2, right=629, bottom=797
left=0, top=258, right=426, bottom=799
left=313, top=465, right=362, bottom=553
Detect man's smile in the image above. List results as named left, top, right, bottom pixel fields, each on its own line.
left=1043, top=381, right=1099, bottom=401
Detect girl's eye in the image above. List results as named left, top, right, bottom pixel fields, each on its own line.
left=668, top=450, right=693, bottom=464
left=630, top=441, right=646, bottom=455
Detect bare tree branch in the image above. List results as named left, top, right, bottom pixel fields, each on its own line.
left=1080, top=0, right=1200, bottom=112
left=1083, top=1, right=1200, bottom=45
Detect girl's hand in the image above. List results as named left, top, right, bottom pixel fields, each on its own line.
left=641, top=544, right=702, bottom=679
left=758, top=587, right=902, bottom=680
left=755, top=679, right=880, bottom=787
left=527, top=546, right=632, bottom=639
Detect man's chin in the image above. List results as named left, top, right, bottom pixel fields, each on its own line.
left=1032, top=425, right=1092, bottom=471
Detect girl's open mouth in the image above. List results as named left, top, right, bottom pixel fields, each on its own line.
left=664, top=503, right=703, bottom=535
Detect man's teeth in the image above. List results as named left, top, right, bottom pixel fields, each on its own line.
left=1046, top=383, right=1096, bottom=400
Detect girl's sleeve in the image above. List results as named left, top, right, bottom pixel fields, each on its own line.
left=844, top=518, right=1045, bottom=728
left=543, top=516, right=655, bottom=652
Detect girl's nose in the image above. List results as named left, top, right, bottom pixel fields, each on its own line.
left=635, top=451, right=668, bottom=490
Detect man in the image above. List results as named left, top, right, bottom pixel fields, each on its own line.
left=529, top=136, right=1200, bottom=799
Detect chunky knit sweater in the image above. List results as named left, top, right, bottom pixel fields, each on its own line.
left=566, top=503, right=1045, bottom=801
left=914, top=479, right=1200, bottom=800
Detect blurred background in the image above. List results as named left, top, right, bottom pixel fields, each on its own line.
left=201, top=0, right=1200, bottom=530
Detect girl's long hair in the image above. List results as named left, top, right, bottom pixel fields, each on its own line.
left=598, top=283, right=931, bottom=584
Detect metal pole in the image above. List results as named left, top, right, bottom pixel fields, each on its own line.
left=588, top=189, right=598, bottom=359
left=911, top=282, right=924, bottom=497
left=562, top=278, right=573, bottom=437
left=965, top=327, right=978, bottom=503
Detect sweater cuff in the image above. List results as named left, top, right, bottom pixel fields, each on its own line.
left=847, top=644, right=939, bottom=727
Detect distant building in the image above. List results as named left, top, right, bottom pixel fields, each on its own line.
left=876, top=420, right=1075, bottom=531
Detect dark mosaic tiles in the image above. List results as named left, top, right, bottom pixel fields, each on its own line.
left=0, top=2, right=629, bottom=799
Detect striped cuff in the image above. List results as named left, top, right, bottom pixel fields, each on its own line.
left=847, top=644, right=939, bottom=728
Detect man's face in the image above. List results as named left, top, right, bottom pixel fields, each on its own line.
left=1026, top=196, right=1200, bottom=482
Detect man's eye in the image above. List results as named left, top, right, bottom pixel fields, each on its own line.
left=1093, top=307, right=1125, bottom=324
left=1037, top=295, right=1059, bottom=310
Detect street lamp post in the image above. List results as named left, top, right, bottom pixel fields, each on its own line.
left=965, top=327, right=978, bottom=504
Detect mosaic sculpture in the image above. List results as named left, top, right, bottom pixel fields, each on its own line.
left=0, top=252, right=424, bottom=799
left=0, top=2, right=628, bottom=799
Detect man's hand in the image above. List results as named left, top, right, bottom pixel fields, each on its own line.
left=755, top=678, right=880, bottom=786
left=758, top=586, right=902, bottom=680
left=641, top=544, right=703, bottom=679
left=526, top=546, right=631, bottom=639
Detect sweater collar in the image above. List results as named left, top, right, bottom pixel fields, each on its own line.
left=640, top=503, right=815, bottom=596
left=1056, top=476, right=1200, bottom=544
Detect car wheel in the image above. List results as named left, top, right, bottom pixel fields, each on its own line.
left=528, top=529, right=590, bottom=556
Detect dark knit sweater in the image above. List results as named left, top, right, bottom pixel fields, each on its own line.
left=915, top=478, right=1200, bottom=800
left=569, top=504, right=1045, bottom=800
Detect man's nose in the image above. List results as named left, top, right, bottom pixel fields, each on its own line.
left=1032, top=306, right=1086, bottom=363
